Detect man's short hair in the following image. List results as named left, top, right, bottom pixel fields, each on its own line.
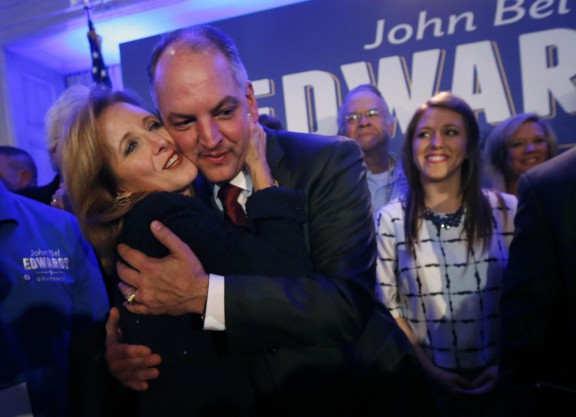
left=337, top=84, right=394, bottom=136
left=147, top=25, right=249, bottom=106
left=0, top=145, right=38, bottom=188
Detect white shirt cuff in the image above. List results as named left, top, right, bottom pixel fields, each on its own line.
left=203, top=273, right=226, bottom=331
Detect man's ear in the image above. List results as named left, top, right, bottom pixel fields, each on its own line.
left=18, top=170, right=34, bottom=188
left=245, top=82, right=259, bottom=122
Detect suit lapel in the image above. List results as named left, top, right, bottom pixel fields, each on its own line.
left=265, top=127, right=293, bottom=188
left=265, top=128, right=312, bottom=252
left=193, top=174, right=218, bottom=211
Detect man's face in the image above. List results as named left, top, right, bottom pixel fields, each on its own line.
left=0, top=155, right=24, bottom=191
left=342, top=91, right=393, bottom=153
left=153, top=48, right=258, bottom=184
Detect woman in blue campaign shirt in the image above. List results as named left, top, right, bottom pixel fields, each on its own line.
left=0, top=180, right=109, bottom=417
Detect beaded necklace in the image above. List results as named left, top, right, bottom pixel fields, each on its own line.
left=423, top=205, right=465, bottom=231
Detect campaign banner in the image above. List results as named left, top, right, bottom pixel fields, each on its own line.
left=120, top=0, right=576, bottom=152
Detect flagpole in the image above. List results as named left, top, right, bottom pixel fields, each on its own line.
left=83, top=0, right=94, bottom=28
left=83, top=0, right=112, bottom=90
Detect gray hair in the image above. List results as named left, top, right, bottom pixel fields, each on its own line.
left=337, top=84, right=394, bottom=136
left=45, top=85, right=91, bottom=171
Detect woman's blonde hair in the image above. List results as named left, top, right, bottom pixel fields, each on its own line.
left=57, top=87, right=147, bottom=273
left=482, top=113, right=559, bottom=192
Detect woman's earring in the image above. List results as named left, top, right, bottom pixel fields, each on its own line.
left=114, top=193, right=130, bottom=207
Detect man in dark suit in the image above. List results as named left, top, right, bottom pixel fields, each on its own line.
left=499, top=146, right=576, bottom=416
left=105, top=25, right=429, bottom=416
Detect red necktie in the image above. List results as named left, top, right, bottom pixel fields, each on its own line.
left=217, top=183, right=249, bottom=227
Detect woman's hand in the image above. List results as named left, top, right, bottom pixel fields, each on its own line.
left=427, top=363, right=498, bottom=395
left=424, top=362, right=472, bottom=394
left=393, top=316, right=475, bottom=394
left=244, top=117, right=275, bottom=190
left=105, top=307, right=161, bottom=390
left=462, top=364, right=499, bottom=395
left=51, top=182, right=71, bottom=211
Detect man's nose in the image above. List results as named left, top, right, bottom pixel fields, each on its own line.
left=197, top=119, right=224, bottom=149
left=358, top=113, right=370, bottom=125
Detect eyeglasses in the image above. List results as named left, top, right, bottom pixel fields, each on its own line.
left=344, top=109, right=381, bottom=124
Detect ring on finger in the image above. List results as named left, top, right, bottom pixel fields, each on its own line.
left=125, top=289, right=137, bottom=304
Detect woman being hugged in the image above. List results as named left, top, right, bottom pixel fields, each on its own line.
left=57, top=86, right=312, bottom=417
left=375, top=92, right=516, bottom=417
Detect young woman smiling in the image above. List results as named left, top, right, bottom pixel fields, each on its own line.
left=375, top=92, right=517, bottom=417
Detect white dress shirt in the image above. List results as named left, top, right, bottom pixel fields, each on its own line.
left=203, top=171, right=252, bottom=330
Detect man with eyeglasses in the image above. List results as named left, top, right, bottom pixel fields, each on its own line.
left=338, top=84, right=408, bottom=222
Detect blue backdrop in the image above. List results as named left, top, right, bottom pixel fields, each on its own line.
left=120, top=0, right=576, bottom=154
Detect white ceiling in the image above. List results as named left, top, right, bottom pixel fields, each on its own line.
left=0, top=0, right=307, bottom=74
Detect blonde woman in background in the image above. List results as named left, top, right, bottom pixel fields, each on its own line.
left=482, top=113, right=558, bottom=196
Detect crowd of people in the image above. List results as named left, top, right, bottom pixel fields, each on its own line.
left=0, top=24, right=573, bottom=417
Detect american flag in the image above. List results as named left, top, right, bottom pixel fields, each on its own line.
left=87, top=20, right=112, bottom=89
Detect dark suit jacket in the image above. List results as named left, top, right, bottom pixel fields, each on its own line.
left=16, top=174, right=60, bottom=205
left=222, top=129, right=376, bottom=349
left=499, top=146, right=576, bottom=416
left=117, top=186, right=312, bottom=417
left=196, top=129, right=433, bottom=417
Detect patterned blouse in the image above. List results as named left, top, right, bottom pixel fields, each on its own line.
left=376, top=190, right=517, bottom=370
